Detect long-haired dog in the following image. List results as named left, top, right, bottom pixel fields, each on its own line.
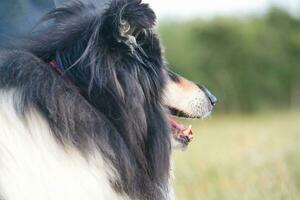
left=0, top=0, right=216, bottom=199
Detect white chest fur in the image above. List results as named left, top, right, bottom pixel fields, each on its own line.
left=0, top=91, right=128, bottom=200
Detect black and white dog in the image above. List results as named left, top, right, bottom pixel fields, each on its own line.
left=0, top=0, right=216, bottom=199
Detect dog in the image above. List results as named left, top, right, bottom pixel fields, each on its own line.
left=0, top=0, right=216, bottom=199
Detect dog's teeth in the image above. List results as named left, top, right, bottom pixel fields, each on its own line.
left=187, top=125, right=193, bottom=136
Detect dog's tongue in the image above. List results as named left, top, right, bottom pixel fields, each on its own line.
left=169, top=117, right=193, bottom=143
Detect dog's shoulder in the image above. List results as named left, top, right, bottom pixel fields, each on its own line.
left=0, top=49, right=57, bottom=88
left=0, top=49, right=44, bottom=66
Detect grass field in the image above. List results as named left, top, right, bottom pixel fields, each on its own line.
left=173, top=110, right=300, bottom=200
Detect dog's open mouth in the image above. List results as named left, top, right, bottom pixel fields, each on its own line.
left=169, top=116, right=193, bottom=146
left=168, top=107, right=195, bottom=147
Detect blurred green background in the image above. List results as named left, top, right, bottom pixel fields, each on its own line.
left=157, top=5, right=300, bottom=200
left=173, top=110, right=300, bottom=200
left=0, top=0, right=300, bottom=199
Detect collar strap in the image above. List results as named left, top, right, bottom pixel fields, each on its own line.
left=49, top=50, right=64, bottom=75
left=49, top=60, right=63, bottom=75
left=49, top=51, right=79, bottom=91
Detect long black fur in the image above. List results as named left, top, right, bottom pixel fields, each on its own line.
left=0, top=0, right=171, bottom=199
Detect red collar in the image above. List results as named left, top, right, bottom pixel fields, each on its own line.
left=49, top=60, right=80, bottom=91
left=49, top=60, right=64, bottom=75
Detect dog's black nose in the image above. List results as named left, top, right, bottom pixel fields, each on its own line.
left=197, top=84, right=217, bottom=106
left=206, top=90, right=218, bottom=106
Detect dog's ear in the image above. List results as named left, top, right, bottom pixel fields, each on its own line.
left=102, top=0, right=156, bottom=47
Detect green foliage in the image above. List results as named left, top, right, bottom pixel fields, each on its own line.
left=159, top=7, right=300, bottom=113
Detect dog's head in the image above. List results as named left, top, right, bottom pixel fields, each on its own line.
left=96, top=0, right=217, bottom=143
left=99, top=0, right=217, bottom=148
